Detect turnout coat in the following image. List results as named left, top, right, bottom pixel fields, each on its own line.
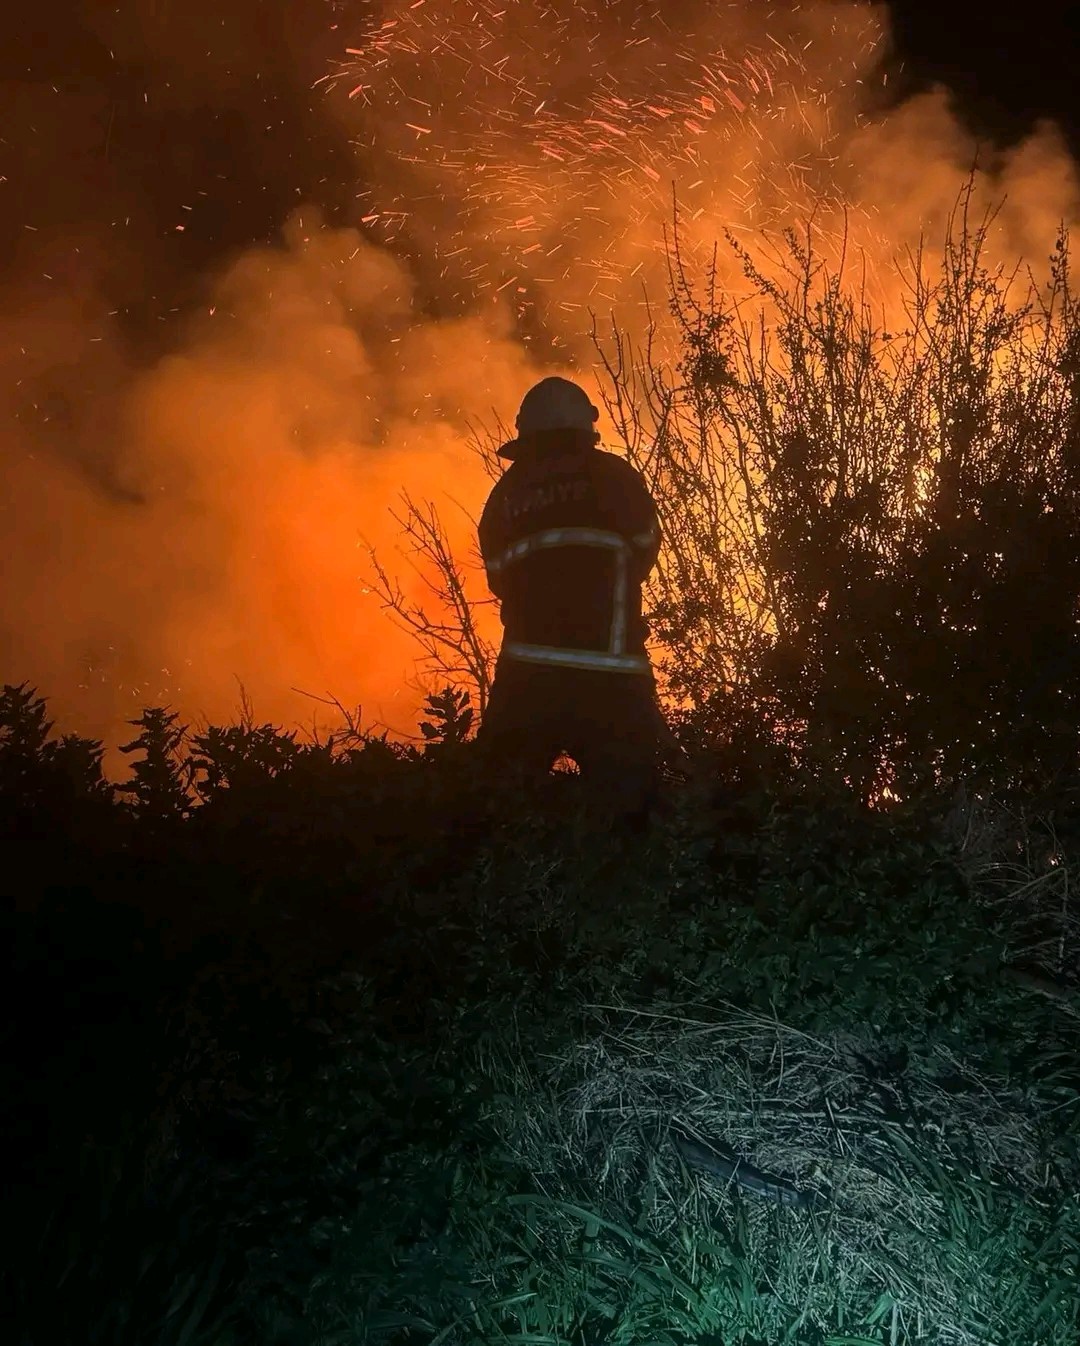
left=478, top=439, right=661, bottom=674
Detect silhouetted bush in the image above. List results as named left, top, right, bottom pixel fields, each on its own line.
left=0, top=682, right=115, bottom=843
left=119, top=707, right=191, bottom=830
left=598, top=190, right=1080, bottom=799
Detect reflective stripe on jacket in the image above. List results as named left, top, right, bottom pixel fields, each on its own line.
left=478, top=442, right=660, bottom=675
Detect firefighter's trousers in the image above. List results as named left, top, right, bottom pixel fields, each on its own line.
left=474, top=655, right=667, bottom=828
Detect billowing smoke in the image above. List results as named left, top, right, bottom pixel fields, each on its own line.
left=3, top=0, right=1077, bottom=774
left=1, top=212, right=533, bottom=763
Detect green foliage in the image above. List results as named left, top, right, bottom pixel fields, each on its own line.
left=8, top=721, right=1080, bottom=1345
left=10, top=1113, right=239, bottom=1346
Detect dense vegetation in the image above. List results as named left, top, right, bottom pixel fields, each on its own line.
left=5, top=202, right=1080, bottom=1343
left=3, top=679, right=1079, bottom=1345
left=614, top=194, right=1080, bottom=803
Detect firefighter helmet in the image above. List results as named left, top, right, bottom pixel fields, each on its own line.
left=499, top=376, right=599, bottom=458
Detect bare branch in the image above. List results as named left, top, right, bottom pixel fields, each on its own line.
left=363, top=493, right=496, bottom=716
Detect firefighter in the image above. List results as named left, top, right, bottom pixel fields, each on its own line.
left=476, top=376, right=667, bottom=828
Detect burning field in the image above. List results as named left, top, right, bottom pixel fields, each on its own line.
left=2, top=0, right=1078, bottom=770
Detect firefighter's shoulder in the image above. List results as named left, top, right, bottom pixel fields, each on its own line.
left=592, top=447, right=652, bottom=496
left=483, top=458, right=521, bottom=505
left=593, top=445, right=643, bottom=473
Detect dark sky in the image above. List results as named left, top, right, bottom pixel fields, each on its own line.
left=886, top=0, right=1079, bottom=150
left=2, top=3, right=355, bottom=328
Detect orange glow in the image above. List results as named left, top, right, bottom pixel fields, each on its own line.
left=2, top=2, right=1078, bottom=777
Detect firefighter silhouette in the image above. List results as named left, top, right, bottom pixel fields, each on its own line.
left=477, top=377, right=667, bottom=826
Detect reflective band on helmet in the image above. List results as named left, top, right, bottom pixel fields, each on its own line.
left=503, top=641, right=650, bottom=674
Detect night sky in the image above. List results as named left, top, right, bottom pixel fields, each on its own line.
left=886, top=0, right=1079, bottom=150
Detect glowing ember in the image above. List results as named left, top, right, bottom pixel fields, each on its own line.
left=319, top=0, right=1077, bottom=352
left=318, top=0, right=884, bottom=333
